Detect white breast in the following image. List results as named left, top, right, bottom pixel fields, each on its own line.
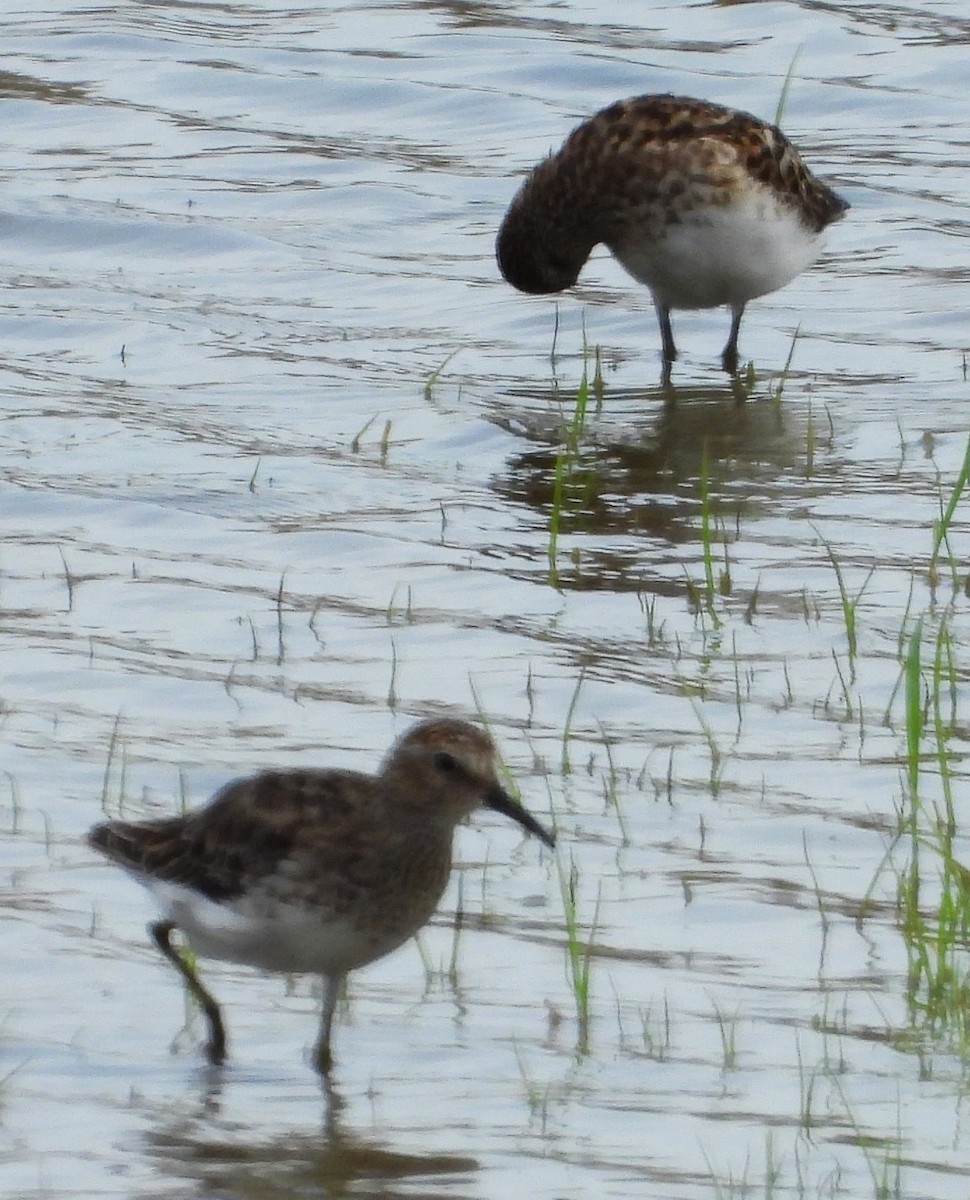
left=612, top=189, right=822, bottom=311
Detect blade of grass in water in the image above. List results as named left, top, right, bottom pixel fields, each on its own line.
left=775, top=46, right=803, bottom=125
left=929, top=429, right=970, bottom=588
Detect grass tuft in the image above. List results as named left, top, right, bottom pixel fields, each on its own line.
left=929, top=429, right=970, bottom=590
left=556, top=850, right=600, bottom=1056
left=423, top=349, right=459, bottom=401
left=774, top=45, right=804, bottom=125
left=548, top=343, right=594, bottom=588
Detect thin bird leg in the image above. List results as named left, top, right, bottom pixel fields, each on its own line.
left=654, top=300, right=677, bottom=370
left=313, top=973, right=342, bottom=1074
left=721, top=304, right=745, bottom=375
left=150, top=920, right=227, bottom=1065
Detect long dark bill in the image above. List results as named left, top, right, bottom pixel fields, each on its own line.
left=485, top=786, right=555, bottom=848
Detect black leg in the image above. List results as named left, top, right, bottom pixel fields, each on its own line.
left=150, top=920, right=227, bottom=1065
left=654, top=301, right=677, bottom=378
left=721, top=305, right=745, bottom=375
left=313, top=973, right=342, bottom=1074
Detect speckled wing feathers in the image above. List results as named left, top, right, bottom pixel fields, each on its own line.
left=87, top=770, right=376, bottom=903
left=562, top=95, right=845, bottom=233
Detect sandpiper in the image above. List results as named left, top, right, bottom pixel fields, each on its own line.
left=88, top=717, right=554, bottom=1072
left=496, top=93, right=849, bottom=380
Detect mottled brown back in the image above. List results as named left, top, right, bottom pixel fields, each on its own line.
left=88, top=770, right=381, bottom=903
left=572, top=95, right=848, bottom=233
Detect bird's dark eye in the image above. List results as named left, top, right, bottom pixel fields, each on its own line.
left=434, top=751, right=459, bottom=774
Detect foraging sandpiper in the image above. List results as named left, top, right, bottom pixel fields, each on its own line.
left=496, top=93, right=849, bottom=380
left=88, top=717, right=554, bottom=1072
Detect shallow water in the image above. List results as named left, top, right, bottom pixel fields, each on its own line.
left=3, top=1, right=970, bottom=1197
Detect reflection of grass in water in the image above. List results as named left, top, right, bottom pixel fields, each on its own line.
left=685, top=692, right=724, bottom=800
left=545, top=336, right=597, bottom=588
left=385, top=583, right=414, bottom=625
left=769, top=324, right=801, bottom=408
left=638, top=993, right=672, bottom=1060
left=711, top=998, right=740, bottom=1070
left=814, top=525, right=874, bottom=677
left=703, top=1109, right=903, bottom=1200
left=414, top=872, right=464, bottom=991
left=834, top=1078, right=905, bottom=1200
left=512, top=1039, right=555, bottom=1133
left=699, top=447, right=721, bottom=619
left=547, top=391, right=586, bottom=586
left=686, top=448, right=736, bottom=631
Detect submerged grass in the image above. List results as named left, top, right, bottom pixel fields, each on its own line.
left=769, top=325, right=801, bottom=407
left=699, top=448, right=720, bottom=618
left=895, top=613, right=970, bottom=1055
left=547, top=338, right=595, bottom=588
left=884, top=434, right=970, bottom=1060
left=513, top=1039, right=554, bottom=1132
left=813, top=526, right=873, bottom=675
left=560, top=667, right=586, bottom=777
left=555, top=849, right=601, bottom=1056
left=690, top=447, right=735, bottom=627
left=929, top=428, right=970, bottom=590
left=423, top=349, right=460, bottom=401
left=99, top=712, right=127, bottom=817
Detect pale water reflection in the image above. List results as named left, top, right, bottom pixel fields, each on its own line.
left=141, top=1077, right=480, bottom=1200
left=3, top=1, right=970, bottom=1199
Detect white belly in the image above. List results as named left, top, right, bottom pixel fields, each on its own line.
left=611, top=190, right=822, bottom=311
left=147, top=879, right=412, bottom=976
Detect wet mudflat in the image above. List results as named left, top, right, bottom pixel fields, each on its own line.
left=3, top=2, right=970, bottom=1198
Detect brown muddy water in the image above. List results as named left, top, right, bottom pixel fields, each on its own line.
left=3, top=2, right=970, bottom=1198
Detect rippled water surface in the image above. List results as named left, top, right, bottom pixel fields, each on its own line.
left=4, top=2, right=970, bottom=1197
